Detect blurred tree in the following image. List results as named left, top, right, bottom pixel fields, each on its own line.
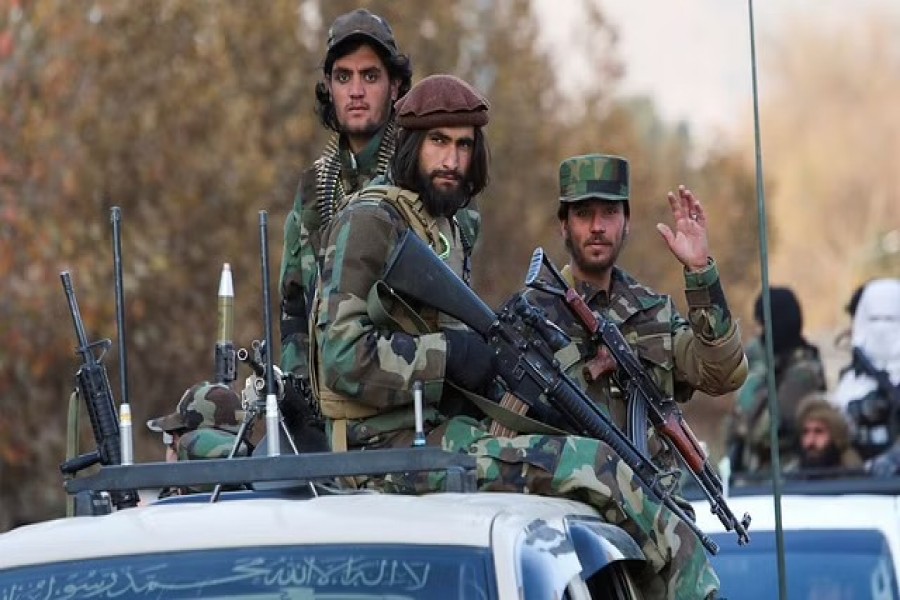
left=754, top=9, right=900, bottom=329
left=0, top=0, right=761, bottom=528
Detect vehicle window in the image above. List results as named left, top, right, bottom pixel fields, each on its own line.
left=709, top=529, right=899, bottom=600
left=585, top=562, right=644, bottom=599
left=0, top=544, right=496, bottom=600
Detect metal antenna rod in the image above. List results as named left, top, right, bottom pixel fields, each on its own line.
left=111, top=206, right=133, bottom=465
left=259, top=210, right=279, bottom=457
left=111, top=207, right=129, bottom=408
left=748, top=1, right=787, bottom=597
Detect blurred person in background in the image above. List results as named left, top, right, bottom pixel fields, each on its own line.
left=785, top=393, right=862, bottom=475
left=833, top=278, right=900, bottom=460
left=727, top=287, right=826, bottom=472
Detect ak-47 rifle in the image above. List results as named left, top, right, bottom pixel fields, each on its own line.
left=58, top=271, right=139, bottom=510
left=382, top=230, right=730, bottom=553
left=524, top=247, right=751, bottom=547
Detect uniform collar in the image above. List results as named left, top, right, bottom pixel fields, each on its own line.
left=339, top=121, right=391, bottom=174
left=562, top=264, right=663, bottom=324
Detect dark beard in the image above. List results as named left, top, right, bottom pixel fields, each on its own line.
left=417, top=172, right=469, bottom=218
left=800, top=442, right=842, bottom=469
left=564, top=232, right=623, bottom=277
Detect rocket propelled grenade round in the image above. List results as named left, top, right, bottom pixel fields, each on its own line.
left=217, top=263, right=234, bottom=343
left=215, top=263, right=236, bottom=384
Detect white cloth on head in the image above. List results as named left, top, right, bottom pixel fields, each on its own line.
left=833, top=278, right=900, bottom=412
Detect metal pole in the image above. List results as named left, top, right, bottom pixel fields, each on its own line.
left=748, top=2, right=788, bottom=598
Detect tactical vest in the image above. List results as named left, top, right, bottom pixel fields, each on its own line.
left=310, top=185, right=471, bottom=425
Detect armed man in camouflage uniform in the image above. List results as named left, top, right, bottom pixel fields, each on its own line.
left=521, top=155, right=747, bottom=475
left=147, top=382, right=248, bottom=496
left=278, top=9, right=412, bottom=441
left=728, top=287, right=826, bottom=472
left=313, top=75, right=721, bottom=600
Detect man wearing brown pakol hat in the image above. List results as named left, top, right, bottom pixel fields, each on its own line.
left=311, top=75, right=721, bottom=600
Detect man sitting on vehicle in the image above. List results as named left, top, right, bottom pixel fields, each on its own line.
left=147, top=382, right=249, bottom=495
left=787, top=393, right=862, bottom=475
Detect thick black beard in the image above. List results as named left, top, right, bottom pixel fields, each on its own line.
left=800, top=442, right=842, bottom=469
left=417, top=172, right=469, bottom=218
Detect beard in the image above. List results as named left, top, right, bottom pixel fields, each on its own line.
left=418, top=170, right=470, bottom=218
left=800, top=442, right=842, bottom=469
left=563, top=226, right=626, bottom=278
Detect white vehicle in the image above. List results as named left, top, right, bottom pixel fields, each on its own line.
left=0, top=448, right=649, bottom=600
left=690, top=477, right=900, bottom=599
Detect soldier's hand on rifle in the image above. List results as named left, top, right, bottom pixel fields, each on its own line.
left=656, top=185, right=710, bottom=272
left=443, top=328, right=498, bottom=395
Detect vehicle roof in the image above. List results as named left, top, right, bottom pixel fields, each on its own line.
left=0, top=491, right=599, bottom=570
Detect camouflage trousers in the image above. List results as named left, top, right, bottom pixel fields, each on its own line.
left=375, top=416, right=719, bottom=600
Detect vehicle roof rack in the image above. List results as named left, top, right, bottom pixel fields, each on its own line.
left=66, top=447, right=478, bottom=497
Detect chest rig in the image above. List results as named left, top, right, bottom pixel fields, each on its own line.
left=310, top=185, right=474, bottom=448
left=313, top=122, right=396, bottom=231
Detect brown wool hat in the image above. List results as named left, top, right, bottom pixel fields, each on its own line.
left=394, top=74, right=490, bottom=130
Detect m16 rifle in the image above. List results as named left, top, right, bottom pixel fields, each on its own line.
left=524, top=247, right=751, bottom=547
left=58, top=271, right=139, bottom=511
left=381, top=230, right=740, bottom=553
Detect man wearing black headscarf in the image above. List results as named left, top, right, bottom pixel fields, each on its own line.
left=727, top=287, right=827, bottom=472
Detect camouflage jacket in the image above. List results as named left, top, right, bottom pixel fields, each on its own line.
left=314, top=187, right=475, bottom=448
left=738, top=338, right=827, bottom=456
left=176, top=428, right=246, bottom=461
left=524, top=262, right=747, bottom=431
left=279, top=123, right=396, bottom=380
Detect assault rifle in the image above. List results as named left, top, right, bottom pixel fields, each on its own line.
left=59, top=271, right=139, bottom=510
left=847, top=346, right=900, bottom=457
left=382, top=231, right=725, bottom=553
left=524, top=247, right=751, bottom=547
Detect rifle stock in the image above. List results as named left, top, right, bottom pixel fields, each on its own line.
left=382, top=231, right=721, bottom=554
left=528, top=247, right=750, bottom=546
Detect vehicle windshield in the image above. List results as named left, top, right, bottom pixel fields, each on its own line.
left=710, top=529, right=899, bottom=599
left=0, top=544, right=496, bottom=599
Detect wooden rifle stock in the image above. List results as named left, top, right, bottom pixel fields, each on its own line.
left=564, top=289, right=616, bottom=381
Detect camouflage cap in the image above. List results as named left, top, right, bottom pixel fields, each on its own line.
left=146, top=382, right=244, bottom=435
left=327, top=8, right=398, bottom=59
left=558, top=154, right=629, bottom=205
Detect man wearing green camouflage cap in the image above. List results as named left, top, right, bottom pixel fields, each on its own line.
left=147, top=382, right=249, bottom=495
left=314, top=88, right=721, bottom=598
left=524, top=153, right=747, bottom=464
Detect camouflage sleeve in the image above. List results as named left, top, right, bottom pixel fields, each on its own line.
left=279, top=170, right=320, bottom=378
left=316, top=202, right=448, bottom=409
left=176, top=429, right=246, bottom=460
left=735, top=338, right=767, bottom=413
left=672, top=258, right=748, bottom=395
